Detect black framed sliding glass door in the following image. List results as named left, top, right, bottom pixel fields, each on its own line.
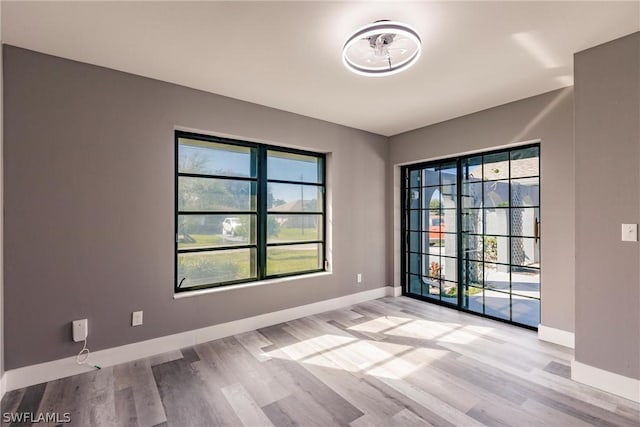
left=406, top=161, right=459, bottom=305
left=402, top=145, right=540, bottom=329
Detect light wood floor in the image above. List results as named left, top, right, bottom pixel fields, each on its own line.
left=2, top=296, right=639, bottom=426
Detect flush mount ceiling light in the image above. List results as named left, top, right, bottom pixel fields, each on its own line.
left=342, top=20, right=422, bottom=77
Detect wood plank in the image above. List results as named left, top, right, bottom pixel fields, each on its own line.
left=180, top=347, right=200, bottom=364
left=235, top=330, right=273, bottom=362
left=520, top=398, right=594, bottom=427
left=14, top=382, right=47, bottom=417
left=543, top=360, right=571, bottom=379
left=190, top=359, right=246, bottom=427
left=147, top=350, right=183, bottom=367
left=221, top=382, right=274, bottom=427
left=391, top=408, right=435, bottom=427
left=0, top=388, right=26, bottom=418
left=258, top=324, right=365, bottom=425
left=114, top=386, right=138, bottom=427
left=151, top=358, right=218, bottom=426
left=208, top=336, right=289, bottom=407
left=264, top=392, right=343, bottom=427
left=113, top=359, right=167, bottom=426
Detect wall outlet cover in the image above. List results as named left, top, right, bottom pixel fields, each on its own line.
left=132, top=310, right=143, bottom=327
left=72, top=319, right=88, bottom=342
left=621, top=224, right=638, bottom=242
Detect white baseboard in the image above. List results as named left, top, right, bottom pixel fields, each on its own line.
left=4, top=287, right=387, bottom=392
left=571, top=359, right=640, bottom=403
left=386, top=286, right=402, bottom=297
left=537, top=324, right=575, bottom=348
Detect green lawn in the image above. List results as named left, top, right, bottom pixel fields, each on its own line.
left=178, top=246, right=319, bottom=287
left=266, top=248, right=319, bottom=275
left=271, top=227, right=320, bottom=242
left=178, top=234, right=225, bottom=249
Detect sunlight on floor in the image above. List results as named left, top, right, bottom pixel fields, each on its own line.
left=264, top=314, right=481, bottom=380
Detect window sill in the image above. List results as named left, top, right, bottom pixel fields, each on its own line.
left=173, top=271, right=333, bottom=300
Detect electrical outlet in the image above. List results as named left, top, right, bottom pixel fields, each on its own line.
left=622, top=224, right=638, bottom=242
left=357, top=273, right=362, bottom=283
left=72, top=319, right=88, bottom=342
left=132, top=311, right=143, bottom=327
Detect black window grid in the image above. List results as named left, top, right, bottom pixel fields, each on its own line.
left=175, top=131, right=326, bottom=292
left=401, top=143, right=540, bottom=329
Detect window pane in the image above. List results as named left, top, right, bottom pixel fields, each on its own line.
left=177, top=249, right=257, bottom=288
left=266, top=243, right=322, bottom=276
left=483, top=180, right=509, bottom=208
left=408, top=188, right=422, bottom=209
left=442, top=233, right=457, bottom=257
left=408, top=274, right=422, bottom=295
left=422, top=277, right=440, bottom=298
left=485, top=208, right=509, bottom=235
left=484, top=236, right=509, bottom=264
left=267, top=214, right=322, bottom=243
left=512, top=296, right=540, bottom=327
left=424, top=210, right=444, bottom=242
left=464, top=286, right=484, bottom=313
left=462, top=182, right=483, bottom=208
left=462, top=156, right=482, bottom=182
left=423, top=187, right=442, bottom=209
left=462, top=209, right=483, bottom=234
left=425, top=255, right=441, bottom=279
left=409, top=210, right=421, bottom=231
left=409, top=170, right=421, bottom=187
left=422, top=239, right=444, bottom=256
left=484, top=289, right=510, bottom=320
left=440, top=164, right=457, bottom=186
left=409, top=232, right=423, bottom=253
left=268, top=183, right=322, bottom=212
left=178, top=177, right=256, bottom=212
left=178, top=138, right=256, bottom=178
left=484, top=263, right=510, bottom=292
left=511, top=208, right=540, bottom=237
left=441, top=209, right=457, bottom=233
left=512, top=237, right=540, bottom=267
left=409, top=253, right=421, bottom=275
left=510, top=147, right=539, bottom=178
left=441, top=185, right=457, bottom=207
left=441, top=257, right=457, bottom=282
left=511, top=177, right=539, bottom=207
left=178, top=214, right=256, bottom=249
left=441, top=281, right=458, bottom=304
left=511, top=266, right=540, bottom=299
left=422, top=167, right=439, bottom=186
left=462, top=234, right=483, bottom=261
left=267, top=150, right=322, bottom=183
left=483, top=151, right=509, bottom=181
left=463, top=260, right=483, bottom=287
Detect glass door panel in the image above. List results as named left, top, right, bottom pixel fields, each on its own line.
left=404, top=145, right=540, bottom=328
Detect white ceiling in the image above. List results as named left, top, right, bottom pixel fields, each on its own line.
left=3, top=1, right=639, bottom=136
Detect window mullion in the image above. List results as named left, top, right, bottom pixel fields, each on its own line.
left=257, top=146, right=268, bottom=280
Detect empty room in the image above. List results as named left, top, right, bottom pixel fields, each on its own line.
left=0, top=1, right=639, bottom=426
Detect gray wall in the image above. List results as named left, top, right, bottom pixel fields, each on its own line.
left=3, top=46, right=388, bottom=370
left=388, top=87, right=575, bottom=333
left=574, top=32, right=640, bottom=379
